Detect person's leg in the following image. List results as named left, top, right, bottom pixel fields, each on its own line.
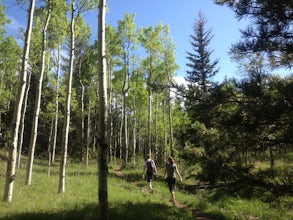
left=148, top=181, right=153, bottom=193
left=147, top=171, right=153, bottom=193
left=171, top=178, right=176, bottom=204
left=167, top=178, right=175, bottom=203
left=171, top=191, right=175, bottom=204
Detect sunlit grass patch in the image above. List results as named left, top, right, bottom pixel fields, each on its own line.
left=1, top=150, right=292, bottom=220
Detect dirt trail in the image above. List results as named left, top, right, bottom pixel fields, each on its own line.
left=113, top=164, right=214, bottom=220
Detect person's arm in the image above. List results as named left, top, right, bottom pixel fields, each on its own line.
left=153, top=161, right=158, bottom=176
left=175, top=165, right=182, bottom=182
left=163, top=166, right=167, bottom=179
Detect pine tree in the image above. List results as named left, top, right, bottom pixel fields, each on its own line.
left=216, top=0, right=293, bottom=68
left=186, top=11, right=219, bottom=94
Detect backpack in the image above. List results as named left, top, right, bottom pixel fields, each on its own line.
left=146, top=160, right=155, bottom=173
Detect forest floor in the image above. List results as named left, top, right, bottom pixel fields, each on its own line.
left=114, top=163, right=214, bottom=220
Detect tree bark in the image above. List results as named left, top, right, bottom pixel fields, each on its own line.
left=154, top=92, right=158, bottom=159
left=59, top=0, right=75, bottom=193
left=86, top=102, right=91, bottom=167
left=47, top=118, right=54, bottom=176
left=163, top=99, right=167, bottom=161
left=97, top=0, right=109, bottom=219
left=168, top=77, right=174, bottom=157
left=52, top=45, right=61, bottom=163
left=80, top=78, right=85, bottom=162
left=132, top=92, right=137, bottom=165
left=17, top=71, right=31, bottom=169
left=26, top=1, right=51, bottom=185
left=3, top=0, right=35, bottom=203
left=147, top=66, right=153, bottom=155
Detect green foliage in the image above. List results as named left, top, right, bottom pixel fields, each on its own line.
left=183, top=74, right=293, bottom=186
left=216, top=0, right=293, bottom=68
left=0, top=0, right=8, bottom=39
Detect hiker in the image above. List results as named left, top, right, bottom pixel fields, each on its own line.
left=164, top=156, right=182, bottom=204
left=142, top=154, right=157, bottom=193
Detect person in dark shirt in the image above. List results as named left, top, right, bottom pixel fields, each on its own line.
left=164, top=156, right=182, bottom=204
left=142, top=154, right=157, bottom=193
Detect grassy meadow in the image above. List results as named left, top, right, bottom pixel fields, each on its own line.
left=0, top=150, right=292, bottom=220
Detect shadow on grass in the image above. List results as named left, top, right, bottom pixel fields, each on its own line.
left=3, top=201, right=193, bottom=220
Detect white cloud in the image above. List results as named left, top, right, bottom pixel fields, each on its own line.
left=174, top=76, right=187, bottom=87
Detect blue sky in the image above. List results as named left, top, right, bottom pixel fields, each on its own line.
left=104, top=0, right=248, bottom=82
left=3, top=0, right=249, bottom=83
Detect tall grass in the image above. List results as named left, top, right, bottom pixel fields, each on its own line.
left=0, top=155, right=193, bottom=220
left=0, top=151, right=292, bottom=219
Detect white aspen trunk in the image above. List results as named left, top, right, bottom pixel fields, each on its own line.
left=163, top=99, right=167, bottom=161
left=147, top=83, right=152, bottom=155
left=168, top=80, right=174, bottom=157
left=80, top=78, right=85, bottom=162
left=17, top=72, right=31, bottom=169
left=52, top=45, right=61, bottom=163
left=47, top=118, right=54, bottom=176
left=92, top=116, right=96, bottom=153
left=123, top=95, right=128, bottom=162
left=26, top=4, right=51, bottom=185
left=154, top=92, right=158, bottom=160
left=113, top=110, right=118, bottom=161
left=147, top=57, right=153, bottom=155
left=86, top=103, right=91, bottom=167
left=59, top=0, right=75, bottom=193
left=3, top=0, right=35, bottom=203
left=97, top=0, right=109, bottom=218
left=132, top=94, right=137, bottom=165
left=107, top=60, right=113, bottom=162
left=119, top=114, right=123, bottom=159
left=137, top=119, right=141, bottom=153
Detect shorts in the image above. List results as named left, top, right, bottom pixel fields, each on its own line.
left=146, top=171, right=153, bottom=182
left=166, top=177, right=176, bottom=192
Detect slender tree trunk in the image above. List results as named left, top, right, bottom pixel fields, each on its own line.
left=168, top=84, right=174, bottom=157
left=97, top=0, right=109, bottom=218
left=147, top=86, right=152, bottom=155
left=163, top=99, right=167, bottom=161
left=26, top=3, right=51, bottom=185
left=80, top=79, right=85, bottom=162
left=113, top=110, right=118, bottom=160
left=123, top=94, right=128, bottom=162
left=47, top=118, right=54, bottom=176
left=119, top=114, right=123, bottom=159
left=3, top=0, right=35, bottom=203
left=137, top=119, right=141, bottom=153
left=86, top=102, right=91, bottom=167
left=52, top=45, right=61, bottom=163
left=147, top=58, right=153, bottom=155
left=92, top=112, right=97, bottom=153
left=17, top=72, right=31, bottom=169
left=132, top=96, right=137, bottom=165
left=154, top=92, right=158, bottom=160
left=107, top=60, right=113, bottom=162
left=59, top=0, right=75, bottom=193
